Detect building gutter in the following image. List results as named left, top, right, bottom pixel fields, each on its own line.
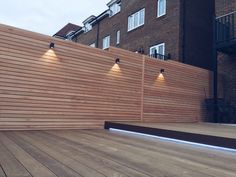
left=71, top=10, right=109, bottom=40
left=181, top=0, right=186, bottom=63
left=213, top=10, right=219, bottom=123
left=96, top=21, right=100, bottom=48
left=53, top=34, right=66, bottom=40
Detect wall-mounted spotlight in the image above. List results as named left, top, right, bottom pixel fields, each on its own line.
left=49, top=42, right=55, bottom=49
left=115, top=58, right=120, bottom=64
left=160, top=69, right=165, bottom=74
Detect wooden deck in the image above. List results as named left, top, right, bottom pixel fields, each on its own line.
left=114, top=122, right=236, bottom=139
left=0, top=130, right=236, bottom=177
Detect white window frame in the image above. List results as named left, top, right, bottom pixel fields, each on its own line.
left=128, top=8, right=145, bottom=32
left=84, top=23, right=92, bottom=32
left=109, top=2, right=121, bottom=17
left=116, top=30, right=120, bottom=44
left=90, top=43, right=96, bottom=47
left=103, top=36, right=110, bottom=49
left=150, top=43, right=165, bottom=60
left=157, top=0, right=166, bottom=17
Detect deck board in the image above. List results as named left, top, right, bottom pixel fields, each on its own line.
left=16, top=132, right=110, bottom=177
left=0, top=140, right=32, bottom=177
left=0, top=165, right=6, bottom=177
left=0, top=133, right=57, bottom=177
left=28, top=131, right=147, bottom=177
left=0, top=130, right=236, bottom=177
left=115, top=122, right=236, bottom=139
left=6, top=132, right=83, bottom=177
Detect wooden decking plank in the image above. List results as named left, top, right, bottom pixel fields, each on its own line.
left=117, top=123, right=236, bottom=139
left=18, top=131, right=149, bottom=177
left=0, top=132, right=57, bottom=177
left=51, top=130, right=210, bottom=177
left=78, top=130, right=236, bottom=177
left=0, top=130, right=235, bottom=177
left=0, top=139, right=32, bottom=177
left=51, top=130, right=236, bottom=177
left=85, top=130, right=236, bottom=173
left=6, top=132, right=83, bottom=177
left=14, top=132, right=110, bottom=177
left=46, top=130, right=203, bottom=177
left=0, top=165, right=6, bottom=177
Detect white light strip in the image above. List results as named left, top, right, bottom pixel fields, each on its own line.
left=109, top=128, right=236, bottom=153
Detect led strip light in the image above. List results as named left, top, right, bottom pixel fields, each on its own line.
left=109, top=128, right=236, bottom=153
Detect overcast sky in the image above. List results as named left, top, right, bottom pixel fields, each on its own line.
left=0, top=0, right=108, bottom=36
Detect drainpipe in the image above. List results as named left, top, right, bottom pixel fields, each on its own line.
left=181, top=0, right=186, bottom=63
left=96, top=21, right=100, bottom=48
left=213, top=14, right=219, bottom=123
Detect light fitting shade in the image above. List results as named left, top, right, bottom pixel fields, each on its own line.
left=115, top=58, right=120, bottom=64
left=49, top=42, right=55, bottom=49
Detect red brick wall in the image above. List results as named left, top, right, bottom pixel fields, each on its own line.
left=74, top=25, right=98, bottom=46
left=74, top=0, right=215, bottom=70
left=75, top=0, right=182, bottom=61
left=215, top=0, right=236, bottom=17
left=218, top=54, right=236, bottom=101
left=215, top=0, right=236, bottom=102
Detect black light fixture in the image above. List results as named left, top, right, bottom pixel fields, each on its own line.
left=160, top=69, right=165, bottom=74
left=115, top=58, right=120, bottom=64
left=49, top=42, right=55, bottom=49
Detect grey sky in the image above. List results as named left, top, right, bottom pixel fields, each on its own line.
left=0, top=0, right=108, bottom=36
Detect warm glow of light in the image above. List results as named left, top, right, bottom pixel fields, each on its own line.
left=107, top=63, right=122, bottom=77
left=41, top=49, right=58, bottom=63
left=111, top=63, right=121, bottom=71
left=154, top=73, right=166, bottom=86
left=158, top=73, right=165, bottom=80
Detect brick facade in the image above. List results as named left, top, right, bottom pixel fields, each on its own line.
left=216, top=0, right=236, bottom=16
left=72, top=0, right=214, bottom=70
left=215, top=0, right=236, bottom=102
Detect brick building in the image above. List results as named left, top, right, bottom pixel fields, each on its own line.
left=53, top=23, right=81, bottom=40
left=53, top=0, right=236, bottom=122
left=216, top=0, right=236, bottom=16
left=213, top=0, right=236, bottom=123
left=55, top=0, right=215, bottom=70
left=215, top=0, right=236, bottom=102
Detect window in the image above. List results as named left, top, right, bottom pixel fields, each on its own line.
left=66, top=31, right=75, bottom=40
left=116, top=30, right=120, bottom=44
left=84, top=23, right=92, bottom=32
left=109, top=2, right=121, bottom=17
left=103, top=36, right=110, bottom=49
left=150, top=43, right=165, bottom=60
left=66, top=31, right=75, bottom=37
left=90, top=43, right=96, bottom=47
left=128, top=8, right=145, bottom=31
left=157, top=0, right=166, bottom=17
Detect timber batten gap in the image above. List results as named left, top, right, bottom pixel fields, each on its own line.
left=0, top=23, right=212, bottom=130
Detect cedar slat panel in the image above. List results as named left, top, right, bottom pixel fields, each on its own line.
left=0, top=24, right=212, bottom=130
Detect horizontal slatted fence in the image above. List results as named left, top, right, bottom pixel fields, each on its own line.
left=0, top=24, right=212, bottom=130
left=143, top=58, right=212, bottom=122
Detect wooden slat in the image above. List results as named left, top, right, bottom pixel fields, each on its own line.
left=1, top=130, right=235, bottom=177
left=0, top=141, right=30, bottom=177
left=0, top=24, right=212, bottom=130
left=0, top=133, right=57, bottom=177
left=0, top=168, right=6, bottom=177
left=15, top=131, right=145, bottom=177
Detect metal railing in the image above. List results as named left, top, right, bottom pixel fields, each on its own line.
left=149, top=52, right=171, bottom=60
left=216, top=11, right=236, bottom=44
